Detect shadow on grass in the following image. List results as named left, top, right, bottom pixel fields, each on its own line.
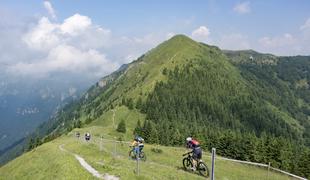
left=176, top=166, right=210, bottom=179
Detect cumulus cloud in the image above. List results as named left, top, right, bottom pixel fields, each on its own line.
left=233, top=1, right=251, bottom=14
left=22, top=17, right=60, bottom=51
left=257, top=33, right=307, bottom=55
left=3, top=9, right=174, bottom=79
left=215, top=33, right=250, bottom=50
left=60, top=14, right=92, bottom=35
left=7, top=45, right=117, bottom=78
left=259, top=33, right=296, bottom=48
left=43, top=1, right=56, bottom=19
left=6, top=13, right=117, bottom=78
left=191, top=26, right=210, bottom=42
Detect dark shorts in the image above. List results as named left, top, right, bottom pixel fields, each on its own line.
left=139, top=144, right=144, bottom=151
left=193, top=147, right=202, bottom=160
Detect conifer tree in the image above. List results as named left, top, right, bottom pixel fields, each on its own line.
left=117, top=119, right=126, bottom=133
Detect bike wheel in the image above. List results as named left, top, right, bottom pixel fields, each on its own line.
left=197, top=161, right=209, bottom=177
left=139, top=151, right=146, bottom=161
left=182, top=157, right=193, bottom=170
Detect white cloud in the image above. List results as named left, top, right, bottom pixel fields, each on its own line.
left=60, top=14, right=92, bottom=35
left=10, top=13, right=117, bottom=78
left=300, top=17, right=310, bottom=40
left=233, top=1, right=251, bottom=14
left=22, top=14, right=107, bottom=52
left=257, top=33, right=308, bottom=55
left=6, top=10, right=175, bottom=78
left=215, top=33, right=250, bottom=50
left=300, top=18, right=310, bottom=30
left=7, top=45, right=117, bottom=78
left=191, top=26, right=210, bottom=42
left=43, top=1, right=56, bottom=19
left=259, top=33, right=296, bottom=48
left=22, top=17, right=60, bottom=51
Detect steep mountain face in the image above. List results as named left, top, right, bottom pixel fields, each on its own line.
left=224, top=50, right=310, bottom=145
left=3, top=35, right=310, bottom=177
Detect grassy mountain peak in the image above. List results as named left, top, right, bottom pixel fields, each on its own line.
left=1, top=35, right=310, bottom=179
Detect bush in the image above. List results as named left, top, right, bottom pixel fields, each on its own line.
left=151, top=147, right=163, bottom=154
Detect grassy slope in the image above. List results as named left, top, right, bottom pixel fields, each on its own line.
left=0, top=35, right=305, bottom=179
left=0, top=106, right=294, bottom=179
left=87, top=35, right=215, bottom=107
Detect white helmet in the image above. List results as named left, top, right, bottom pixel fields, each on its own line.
left=186, top=137, right=192, bottom=142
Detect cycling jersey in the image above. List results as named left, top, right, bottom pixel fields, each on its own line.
left=187, top=139, right=200, bottom=149
left=187, top=139, right=202, bottom=160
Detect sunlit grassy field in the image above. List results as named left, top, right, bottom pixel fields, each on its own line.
left=0, top=105, right=296, bottom=179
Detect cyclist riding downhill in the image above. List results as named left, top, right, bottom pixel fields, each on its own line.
left=129, top=136, right=146, bottom=160
left=186, top=137, right=202, bottom=171
left=85, top=132, right=91, bottom=141
left=183, top=136, right=209, bottom=177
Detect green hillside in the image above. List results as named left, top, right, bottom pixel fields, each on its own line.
left=0, top=113, right=294, bottom=180
left=2, top=35, right=310, bottom=179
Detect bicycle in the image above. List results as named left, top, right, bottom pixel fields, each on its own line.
left=129, top=146, right=146, bottom=161
left=182, top=151, right=209, bottom=177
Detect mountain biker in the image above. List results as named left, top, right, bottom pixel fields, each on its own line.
left=76, top=132, right=80, bottom=138
left=131, top=136, right=144, bottom=156
left=85, top=132, right=91, bottom=141
left=186, top=137, right=202, bottom=171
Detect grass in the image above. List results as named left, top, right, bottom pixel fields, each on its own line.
left=0, top=138, right=95, bottom=180
left=0, top=36, right=301, bottom=179
left=0, top=123, right=296, bottom=180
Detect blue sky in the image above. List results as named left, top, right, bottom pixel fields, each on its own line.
left=1, top=0, right=310, bottom=80
left=3, top=1, right=310, bottom=37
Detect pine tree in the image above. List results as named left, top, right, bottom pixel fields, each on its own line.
left=74, top=120, right=82, bottom=128
left=117, top=119, right=126, bottom=133
left=133, top=119, right=142, bottom=136
left=148, top=122, right=159, bottom=144
left=27, top=138, right=34, bottom=151
left=136, top=97, right=143, bottom=109
left=127, top=98, right=134, bottom=110
left=172, top=129, right=182, bottom=145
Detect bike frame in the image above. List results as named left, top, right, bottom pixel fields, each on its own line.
left=183, top=152, right=197, bottom=168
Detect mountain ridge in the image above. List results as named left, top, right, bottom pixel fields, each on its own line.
left=1, top=35, right=309, bottom=178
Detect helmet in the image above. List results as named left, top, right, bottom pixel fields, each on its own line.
left=134, top=136, right=140, bottom=141
left=186, top=137, right=192, bottom=142
left=138, top=137, right=144, bottom=142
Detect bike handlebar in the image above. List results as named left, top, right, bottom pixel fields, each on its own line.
left=182, top=151, right=192, bottom=156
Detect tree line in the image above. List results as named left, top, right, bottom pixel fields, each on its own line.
left=131, top=61, right=310, bottom=178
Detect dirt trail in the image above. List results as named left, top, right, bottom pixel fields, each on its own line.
left=59, top=144, right=119, bottom=180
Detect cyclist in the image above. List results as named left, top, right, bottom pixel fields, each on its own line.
left=186, top=137, right=202, bottom=171
left=85, top=132, right=91, bottom=141
left=131, top=136, right=144, bottom=156
left=76, top=132, right=80, bottom=138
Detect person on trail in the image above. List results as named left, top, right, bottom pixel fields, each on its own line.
left=76, top=132, right=80, bottom=138
left=186, top=137, right=202, bottom=171
left=85, top=132, right=91, bottom=141
left=131, top=136, right=144, bottom=156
